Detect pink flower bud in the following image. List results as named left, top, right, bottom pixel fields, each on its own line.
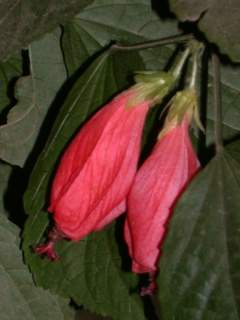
left=124, top=117, right=200, bottom=276
left=34, top=70, right=176, bottom=260
left=48, top=89, right=150, bottom=241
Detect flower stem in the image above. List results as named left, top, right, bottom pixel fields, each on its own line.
left=212, top=52, right=224, bottom=153
left=171, top=46, right=190, bottom=78
left=189, top=52, right=198, bottom=88
left=111, top=34, right=193, bottom=51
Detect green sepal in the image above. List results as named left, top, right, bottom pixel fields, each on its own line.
left=165, top=88, right=203, bottom=130
left=134, top=71, right=172, bottom=83
left=127, top=71, right=175, bottom=107
left=158, top=88, right=203, bottom=140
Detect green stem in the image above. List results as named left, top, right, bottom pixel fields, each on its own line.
left=212, top=52, right=224, bottom=153
left=111, top=34, right=193, bottom=51
left=189, top=52, right=198, bottom=88
left=171, top=46, right=190, bottom=78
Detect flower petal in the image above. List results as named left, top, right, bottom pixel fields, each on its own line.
left=50, top=89, right=150, bottom=240
left=125, top=118, right=200, bottom=273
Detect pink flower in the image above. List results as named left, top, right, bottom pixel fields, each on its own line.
left=34, top=88, right=152, bottom=259
left=49, top=89, right=150, bottom=240
left=34, top=70, right=176, bottom=260
left=124, top=116, right=200, bottom=276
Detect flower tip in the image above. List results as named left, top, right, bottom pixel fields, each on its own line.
left=140, top=272, right=157, bottom=296
left=140, top=280, right=157, bottom=296
left=34, top=242, right=60, bottom=261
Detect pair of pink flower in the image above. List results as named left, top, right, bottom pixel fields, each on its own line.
left=36, top=84, right=200, bottom=286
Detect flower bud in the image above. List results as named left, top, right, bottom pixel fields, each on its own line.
left=124, top=89, right=200, bottom=292
left=34, top=71, right=176, bottom=260
left=50, top=89, right=150, bottom=241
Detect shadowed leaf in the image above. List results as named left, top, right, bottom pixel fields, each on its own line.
left=0, top=0, right=93, bottom=60
left=0, top=55, right=22, bottom=113
left=158, top=142, right=240, bottom=319
left=170, top=0, right=240, bottom=62
left=62, top=0, right=179, bottom=75
left=0, top=28, right=67, bottom=166
left=0, top=213, right=74, bottom=320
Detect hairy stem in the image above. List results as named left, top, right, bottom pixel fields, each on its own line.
left=212, top=52, right=223, bottom=153
left=111, top=34, right=193, bottom=51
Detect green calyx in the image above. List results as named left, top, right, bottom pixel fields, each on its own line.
left=165, top=88, right=203, bottom=130
left=127, top=71, right=175, bottom=108
left=126, top=46, right=192, bottom=108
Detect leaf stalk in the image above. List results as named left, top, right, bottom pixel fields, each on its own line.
left=212, top=52, right=224, bottom=153
left=111, top=34, right=193, bottom=51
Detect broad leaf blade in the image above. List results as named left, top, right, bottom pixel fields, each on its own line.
left=207, top=63, right=240, bottom=130
left=0, top=213, right=73, bottom=320
left=205, top=63, right=240, bottom=147
left=62, top=0, right=179, bottom=75
left=170, top=0, right=240, bottom=62
left=0, top=55, right=22, bottom=113
left=0, top=28, right=67, bottom=166
left=31, top=224, right=145, bottom=320
left=62, top=0, right=240, bottom=144
left=0, top=0, right=93, bottom=60
left=0, top=162, right=13, bottom=216
left=23, top=50, right=146, bottom=319
left=158, top=144, right=240, bottom=319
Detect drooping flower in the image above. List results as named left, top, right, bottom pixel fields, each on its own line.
left=50, top=89, right=149, bottom=240
left=35, top=71, right=176, bottom=260
left=124, top=89, right=200, bottom=291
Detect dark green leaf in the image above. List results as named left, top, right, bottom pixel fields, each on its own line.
left=0, top=55, right=22, bottom=113
left=158, top=144, right=240, bottom=319
left=56, top=296, right=75, bottom=320
left=0, top=162, right=13, bottom=216
left=0, top=213, right=73, bottom=320
left=23, top=49, right=146, bottom=319
left=27, top=224, right=145, bottom=320
left=0, top=28, right=67, bottom=167
left=76, top=310, right=111, bottom=319
left=209, top=64, right=240, bottom=131
left=206, top=120, right=239, bottom=147
left=206, top=63, right=240, bottom=146
left=169, top=0, right=240, bottom=62
left=62, top=0, right=179, bottom=75
left=62, top=0, right=240, bottom=144
left=0, top=0, right=93, bottom=60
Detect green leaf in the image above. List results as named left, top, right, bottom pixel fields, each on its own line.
left=62, top=0, right=240, bottom=144
left=62, top=0, right=179, bottom=75
left=56, top=296, right=75, bottom=320
left=0, top=0, right=93, bottom=61
left=23, top=50, right=146, bottom=319
left=0, top=55, right=22, bottom=113
left=169, top=0, right=240, bottom=62
left=206, top=120, right=239, bottom=147
left=158, top=144, right=240, bottom=319
left=0, top=28, right=67, bottom=167
left=209, top=64, right=240, bottom=131
left=0, top=162, right=13, bottom=216
left=0, top=213, right=74, bottom=320
left=29, top=224, right=145, bottom=320
left=76, top=310, right=112, bottom=319
left=205, top=63, right=240, bottom=146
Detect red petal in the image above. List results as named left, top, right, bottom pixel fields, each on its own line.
left=125, top=117, right=200, bottom=273
left=49, top=89, right=150, bottom=240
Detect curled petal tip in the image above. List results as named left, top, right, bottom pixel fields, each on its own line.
left=140, top=281, right=157, bottom=296
left=34, top=242, right=60, bottom=261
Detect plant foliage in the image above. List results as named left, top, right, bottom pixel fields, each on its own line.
left=0, top=1, right=240, bottom=319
